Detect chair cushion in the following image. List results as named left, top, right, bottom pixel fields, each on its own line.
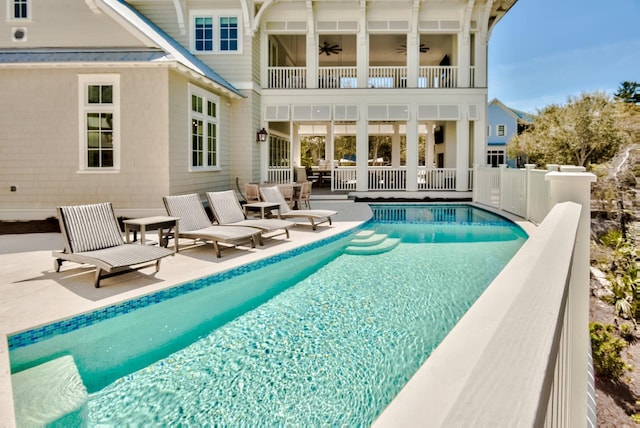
left=207, top=191, right=246, bottom=224
left=163, top=194, right=212, bottom=232
left=259, top=186, right=291, bottom=214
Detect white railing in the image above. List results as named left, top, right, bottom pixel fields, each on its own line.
left=368, top=167, right=406, bottom=191
left=417, top=168, right=457, bottom=190
left=528, top=169, right=552, bottom=224
left=418, top=66, right=458, bottom=88
left=331, top=167, right=357, bottom=191
left=368, top=66, right=407, bottom=88
left=267, top=67, right=306, bottom=89
left=266, top=167, right=291, bottom=184
left=318, top=66, right=358, bottom=88
left=377, top=169, right=597, bottom=426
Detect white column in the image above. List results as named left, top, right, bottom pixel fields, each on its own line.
left=455, top=115, right=470, bottom=191
left=357, top=2, right=368, bottom=88
left=545, top=171, right=596, bottom=426
left=306, top=32, right=318, bottom=89
left=391, top=124, right=401, bottom=167
left=356, top=105, right=368, bottom=191
left=457, top=32, right=470, bottom=87
left=406, top=113, right=418, bottom=192
left=427, top=123, right=435, bottom=168
left=474, top=32, right=487, bottom=87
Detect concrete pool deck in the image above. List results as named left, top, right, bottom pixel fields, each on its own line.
left=0, top=200, right=536, bottom=426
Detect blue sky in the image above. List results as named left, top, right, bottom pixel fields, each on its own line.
left=488, top=0, right=640, bottom=113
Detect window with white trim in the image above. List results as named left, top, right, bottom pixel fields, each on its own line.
left=10, top=0, right=29, bottom=19
left=191, top=10, right=241, bottom=53
left=487, top=150, right=505, bottom=167
left=190, top=85, right=219, bottom=170
left=497, top=124, right=506, bottom=137
left=78, top=74, right=120, bottom=170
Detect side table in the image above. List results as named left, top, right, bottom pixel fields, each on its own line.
left=243, top=202, right=281, bottom=219
left=123, top=216, right=180, bottom=252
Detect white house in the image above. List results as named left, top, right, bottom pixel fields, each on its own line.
left=486, top=97, right=533, bottom=167
left=0, top=0, right=517, bottom=220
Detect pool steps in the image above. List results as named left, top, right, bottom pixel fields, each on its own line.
left=345, top=230, right=400, bottom=255
left=11, top=355, right=87, bottom=426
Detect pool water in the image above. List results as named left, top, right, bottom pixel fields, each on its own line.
left=10, top=205, right=527, bottom=426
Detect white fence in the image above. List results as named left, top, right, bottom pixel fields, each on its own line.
left=474, top=164, right=558, bottom=224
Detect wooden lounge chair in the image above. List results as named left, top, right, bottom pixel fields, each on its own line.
left=259, top=186, right=337, bottom=230
left=163, top=193, right=261, bottom=257
left=206, top=190, right=294, bottom=239
left=52, top=202, right=174, bottom=288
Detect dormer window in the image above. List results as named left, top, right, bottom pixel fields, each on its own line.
left=11, top=0, right=29, bottom=19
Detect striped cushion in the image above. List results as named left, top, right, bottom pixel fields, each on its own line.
left=259, top=187, right=291, bottom=214
left=206, top=191, right=246, bottom=224
left=163, top=194, right=212, bottom=232
left=59, top=203, right=123, bottom=253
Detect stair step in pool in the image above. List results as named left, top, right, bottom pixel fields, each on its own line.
left=345, top=238, right=401, bottom=255
left=353, top=230, right=376, bottom=239
left=349, top=233, right=388, bottom=247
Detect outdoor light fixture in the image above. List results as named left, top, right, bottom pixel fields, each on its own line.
left=256, top=127, right=268, bottom=142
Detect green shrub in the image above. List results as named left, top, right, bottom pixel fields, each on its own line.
left=590, top=322, right=631, bottom=381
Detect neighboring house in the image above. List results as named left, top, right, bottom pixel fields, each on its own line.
left=0, top=0, right=516, bottom=220
left=486, top=98, right=534, bottom=167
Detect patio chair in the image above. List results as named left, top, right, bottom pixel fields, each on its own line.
left=277, top=184, right=295, bottom=209
left=206, top=190, right=294, bottom=239
left=163, top=194, right=262, bottom=257
left=52, top=202, right=174, bottom=288
left=259, top=186, right=337, bottom=230
left=296, top=181, right=312, bottom=209
left=244, top=183, right=261, bottom=203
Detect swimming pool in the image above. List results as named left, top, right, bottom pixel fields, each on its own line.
left=9, top=204, right=528, bottom=426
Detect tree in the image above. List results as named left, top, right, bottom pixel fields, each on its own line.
left=507, top=91, right=631, bottom=168
left=614, top=81, right=640, bottom=104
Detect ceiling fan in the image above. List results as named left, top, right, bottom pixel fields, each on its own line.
left=397, top=44, right=429, bottom=54
left=319, top=41, right=342, bottom=56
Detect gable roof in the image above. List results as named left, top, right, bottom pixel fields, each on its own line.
left=488, top=98, right=534, bottom=123
left=0, top=1, right=244, bottom=99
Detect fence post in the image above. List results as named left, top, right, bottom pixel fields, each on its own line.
left=545, top=170, right=596, bottom=425
left=525, top=164, right=536, bottom=221
left=498, top=164, right=507, bottom=211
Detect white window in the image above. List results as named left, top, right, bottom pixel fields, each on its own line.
left=191, top=10, right=241, bottom=54
left=9, top=0, right=29, bottom=19
left=189, top=85, right=219, bottom=170
left=487, top=150, right=505, bottom=167
left=497, top=124, right=506, bottom=137
left=78, top=74, right=120, bottom=171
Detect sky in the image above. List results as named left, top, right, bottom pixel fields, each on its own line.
left=488, top=0, right=640, bottom=114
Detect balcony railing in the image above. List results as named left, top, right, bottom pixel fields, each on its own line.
left=267, top=66, right=471, bottom=89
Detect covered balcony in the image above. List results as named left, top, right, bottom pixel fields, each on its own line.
left=265, top=33, right=475, bottom=90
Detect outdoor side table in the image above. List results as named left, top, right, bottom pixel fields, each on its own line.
left=243, top=202, right=281, bottom=219
left=123, top=216, right=179, bottom=252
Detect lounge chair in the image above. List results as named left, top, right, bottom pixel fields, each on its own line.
left=163, top=194, right=262, bottom=257
left=259, top=186, right=337, bottom=230
left=206, top=190, right=294, bottom=239
left=244, top=183, right=261, bottom=203
left=52, top=202, right=174, bottom=288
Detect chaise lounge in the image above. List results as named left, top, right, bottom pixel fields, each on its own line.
left=206, top=190, right=294, bottom=239
left=163, top=193, right=262, bottom=257
left=52, top=202, right=174, bottom=288
left=259, top=186, right=337, bottom=230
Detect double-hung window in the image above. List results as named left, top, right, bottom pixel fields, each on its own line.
left=190, top=85, right=219, bottom=170
left=10, top=0, right=29, bottom=19
left=78, top=74, right=120, bottom=171
left=191, top=11, right=241, bottom=53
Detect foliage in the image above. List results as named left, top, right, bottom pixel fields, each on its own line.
left=599, top=231, right=640, bottom=319
left=590, top=322, right=631, bottom=381
left=507, top=91, right=631, bottom=168
left=614, top=81, right=640, bottom=104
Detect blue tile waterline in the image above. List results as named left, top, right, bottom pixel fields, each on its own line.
left=8, top=226, right=358, bottom=350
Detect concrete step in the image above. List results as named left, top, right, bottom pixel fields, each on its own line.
left=349, top=233, right=388, bottom=247
left=345, top=238, right=401, bottom=255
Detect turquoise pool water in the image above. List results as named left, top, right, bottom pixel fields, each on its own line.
left=10, top=204, right=527, bottom=426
